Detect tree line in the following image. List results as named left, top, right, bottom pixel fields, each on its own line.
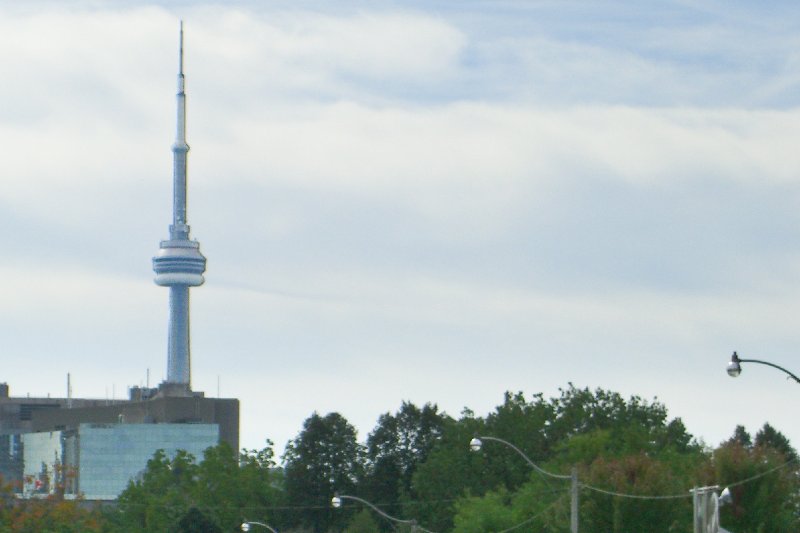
left=0, top=384, right=797, bottom=532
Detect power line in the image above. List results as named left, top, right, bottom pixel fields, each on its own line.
left=580, top=484, right=691, bottom=500
left=725, top=457, right=797, bottom=489
left=579, top=456, right=797, bottom=501
left=494, top=494, right=568, bottom=533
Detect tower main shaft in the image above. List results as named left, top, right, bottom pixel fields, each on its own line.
left=152, top=22, right=206, bottom=389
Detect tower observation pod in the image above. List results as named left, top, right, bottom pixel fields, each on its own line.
left=152, top=22, right=206, bottom=390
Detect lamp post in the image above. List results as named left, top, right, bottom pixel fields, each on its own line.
left=332, top=494, right=420, bottom=532
left=727, top=351, right=800, bottom=383
left=470, top=436, right=579, bottom=533
left=240, top=521, right=278, bottom=532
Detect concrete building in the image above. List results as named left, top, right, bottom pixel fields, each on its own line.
left=0, top=384, right=238, bottom=499
left=0, top=384, right=130, bottom=485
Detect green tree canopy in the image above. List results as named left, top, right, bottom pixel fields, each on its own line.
left=754, top=422, right=797, bottom=462
left=413, top=385, right=700, bottom=531
left=282, top=411, right=364, bottom=533
left=111, top=442, right=281, bottom=533
left=362, top=401, right=450, bottom=522
left=177, top=507, right=221, bottom=533
left=30, top=385, right=797, bottom=533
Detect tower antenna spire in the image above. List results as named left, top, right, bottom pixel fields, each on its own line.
left=153, top=22, right=207, bottom=393
left=179, top=20, right=184, bottom=75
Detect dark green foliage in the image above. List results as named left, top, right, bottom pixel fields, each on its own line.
left=728, top=424, right=753, bottom=448
left=361, top=401, right=450, bottom=526
left=112, top=448, right=200, bottom=532
left=343, top=508, right=381, bottom=533
left=452, top=487, right=517, bottom=533
left=407, top=408, right=489, bottom=532
left=110, top=442, right=283, bottom=532
left=177, top=507, right=221, bottom=533
left=547, top=384, right=699, bottom=457
left=16, top=386, right=796, bottom=533
left=441, top=387, right=705, bottom=533
left=442, top=391, right=800, bottom=533
left=483, top=392, right=555, bottom=487
left=282, top=412, right=364, bottom=532
left=754, top=422, right=797, bottom=462
left=715, top=440, right=799, bottom=533
left=576, top=452, right=701, bottom=533
left=413, top=385, right=704, bottom=531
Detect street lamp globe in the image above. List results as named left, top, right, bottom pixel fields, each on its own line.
left=469, top=437, right=483, bottom=452
left=240, top=521, right=278, bottom=533
left=331, top=496, right=342, bottom=508
left=726, top=352, right=742, bottom=377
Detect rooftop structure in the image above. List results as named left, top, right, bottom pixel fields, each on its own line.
left=0, top=383, right=239, bottom=489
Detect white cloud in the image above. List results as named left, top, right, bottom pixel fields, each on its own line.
left=182, top=101, right=800, bottom=259
left=2, top=1, right=800, bottom=456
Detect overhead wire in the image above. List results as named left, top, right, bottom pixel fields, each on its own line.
left=579, top=456, right=798, bottom=500
left=494, top=494, right=568, bottom=533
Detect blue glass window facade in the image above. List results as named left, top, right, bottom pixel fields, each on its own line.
left=21, top=423, right=219, bottom=500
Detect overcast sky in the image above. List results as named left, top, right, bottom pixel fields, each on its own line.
left=1, top=1, right=800, bottom=458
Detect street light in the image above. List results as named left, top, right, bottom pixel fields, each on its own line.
left=240, top=521, right=278, bottom=532
left=718, top=486, right=732, bottom=506
left=331, top=494, right=422, bottom=532
left=727, top=351, right=800, bottom=383
left=470, top=436, right=579, bottom=533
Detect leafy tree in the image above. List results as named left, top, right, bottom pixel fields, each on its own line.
left=414, top=386, right=700, bottom=531
left=111, top=443, right=282, bottom=532
left=343, top=508, right=381, bottom=533
left=715, top=440, right=800, bottom=533
left=407, top=408, right=489, bottom=532
left=547, top=384, right=697, bottom=456
left=727, top=425, right=752, bottom=448
left=236, top=442, right=286, bottom=528
left=410, top=393, right=564, bottom=531
left=11, top=383, right=792, bottom=533
left=282, top=412, right=364, bottom=532
left=362, top=401, right=449, bottom=520
left=576, top=453, right=699, bottom=533
left=177, top=507, right=221, bottom=533
left=452, top=432, right=705, bottom=533
left=0, top=471, right=107, bottom=532
left=482, top=392, right=555, bottom=488
left=189, top=442, right=283, bottom=529
left=0, top=498, right=107, bottom=533
left=754, top=422, right=797, bottom=462
left=451, top=487, right=517, bottom=533
left=112, top=448, right=200, bottom=532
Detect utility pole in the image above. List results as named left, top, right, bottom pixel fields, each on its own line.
left=570, top=466, right=579, bottom=533
left=691, top=485, right=720, bottom=533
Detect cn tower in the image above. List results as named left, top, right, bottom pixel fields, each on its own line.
left=152, top=22, right=206, bottom=390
